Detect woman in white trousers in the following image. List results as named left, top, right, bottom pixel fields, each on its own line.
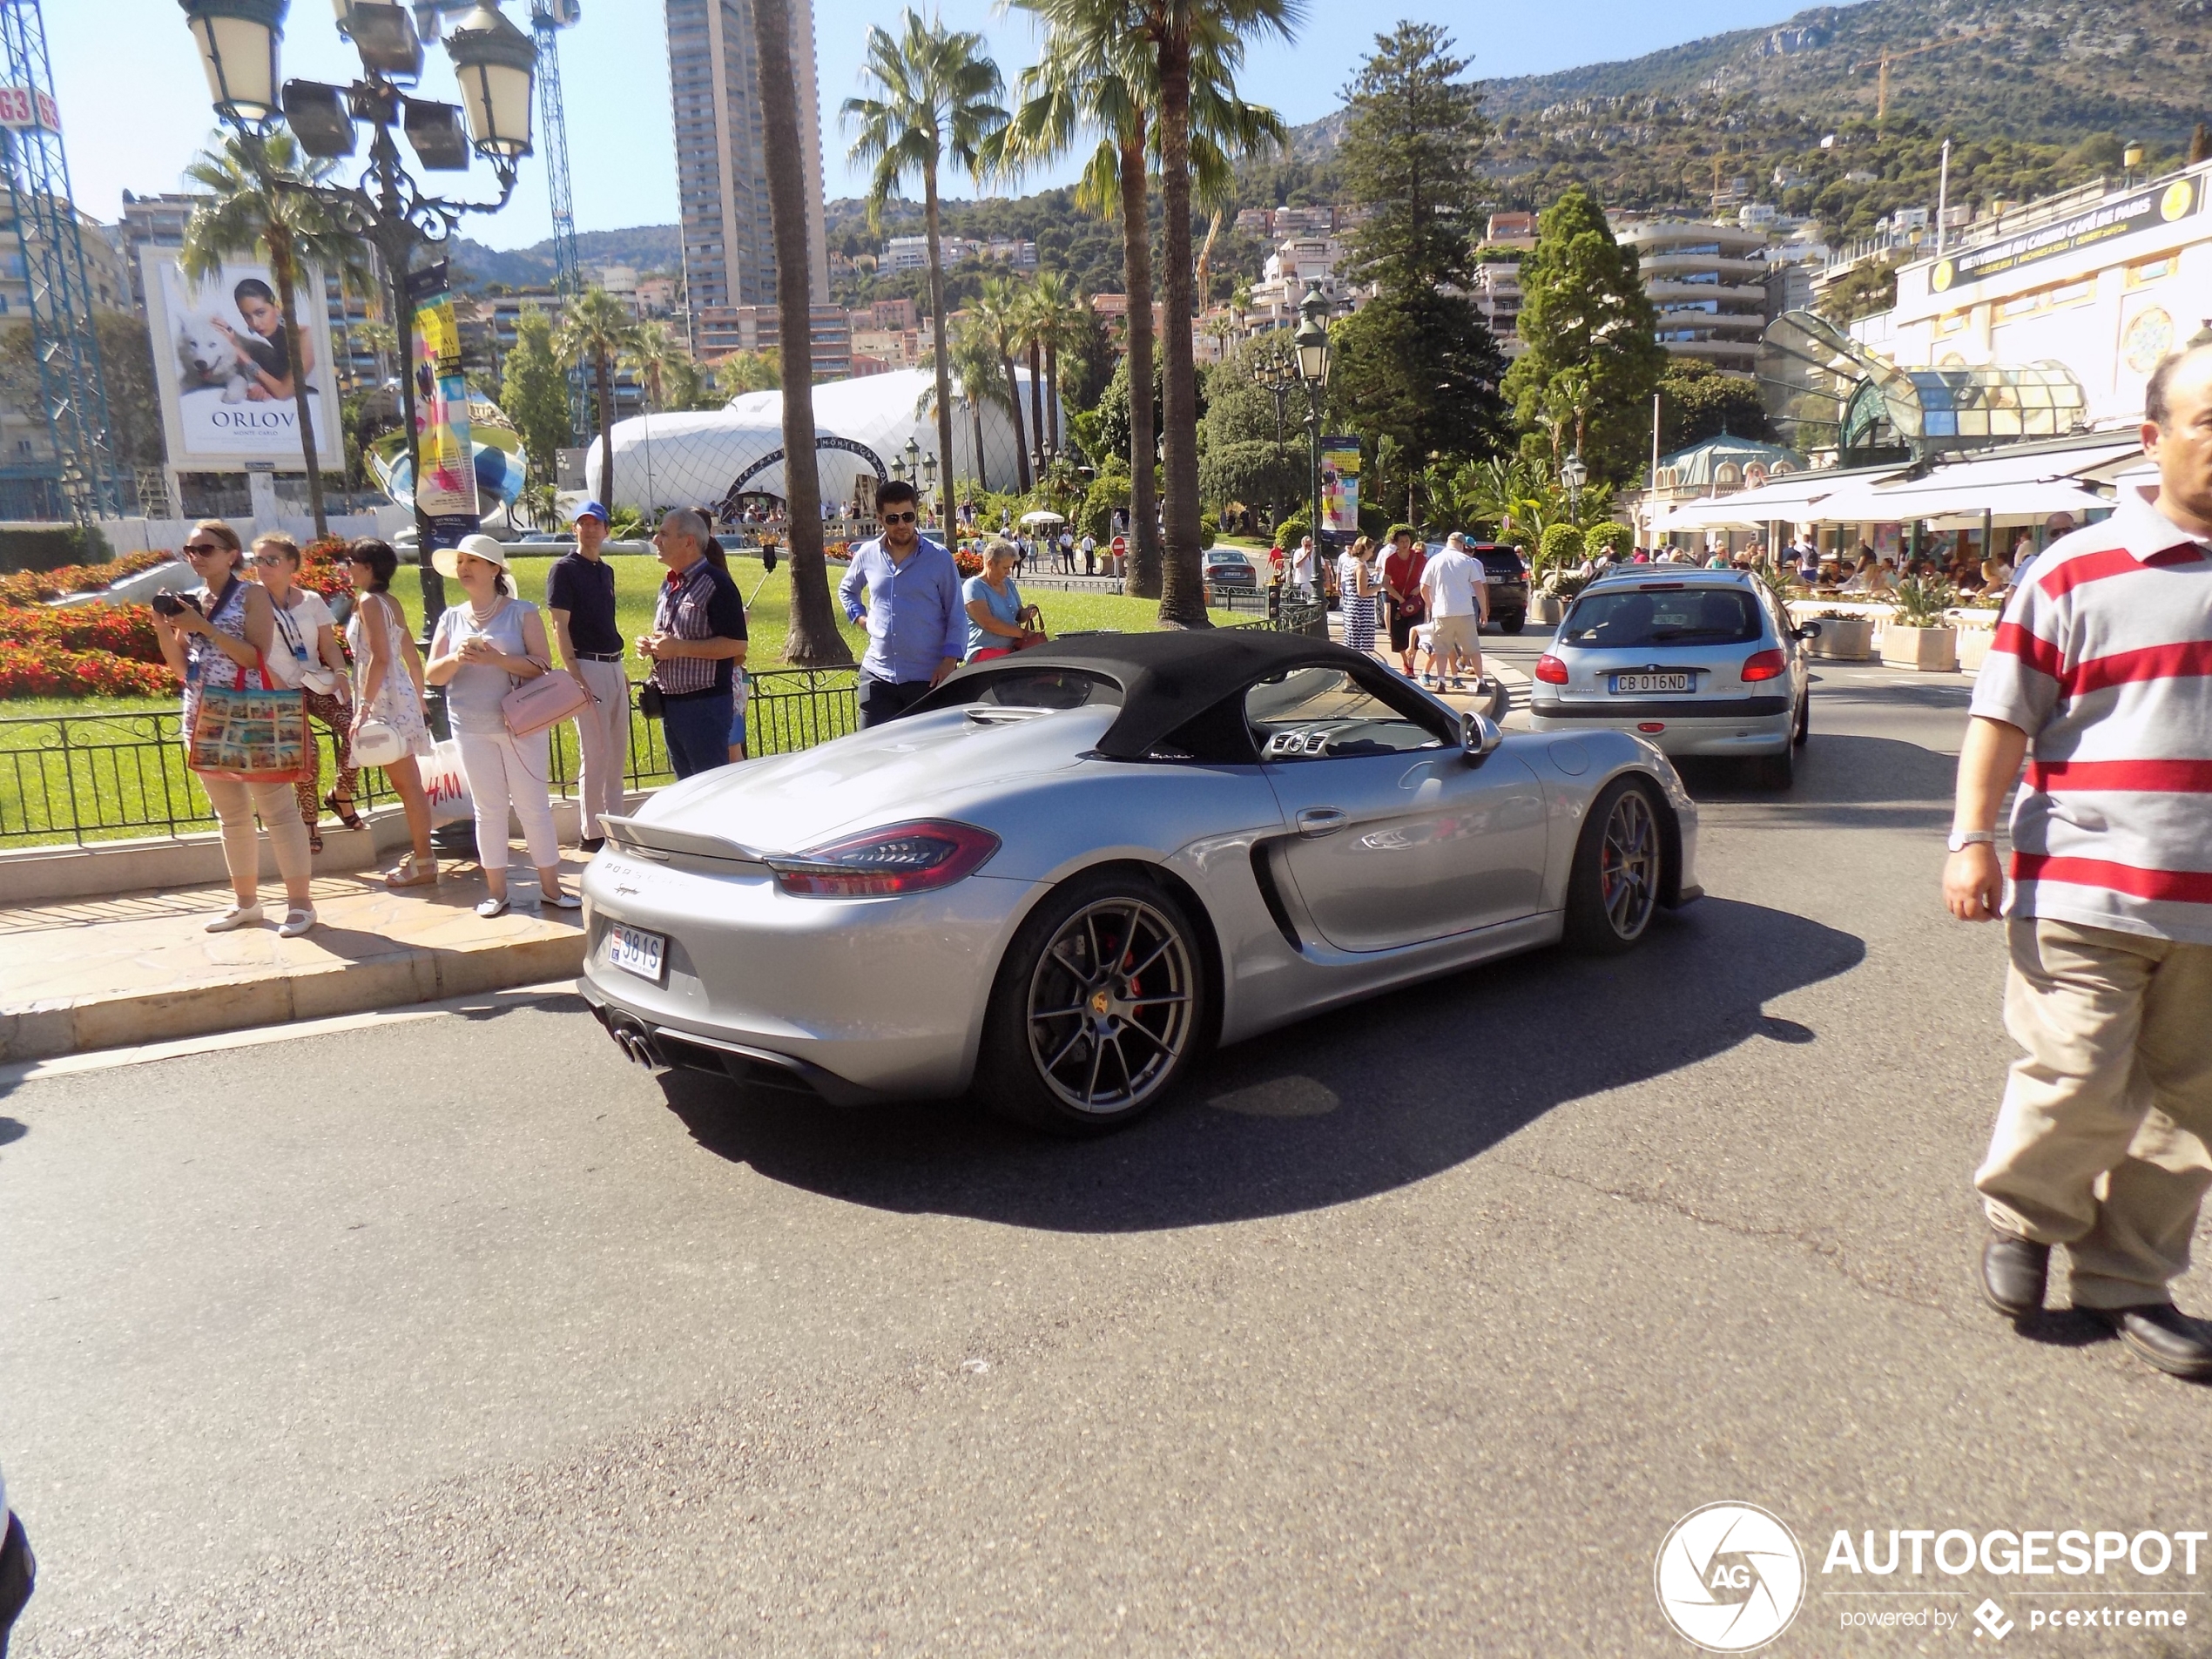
left=423, top=536, right=577, bottom=919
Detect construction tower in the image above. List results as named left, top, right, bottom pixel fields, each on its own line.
left=530, top=0, right=588, bottom=439
left=0, top=0, right=120, bottom=522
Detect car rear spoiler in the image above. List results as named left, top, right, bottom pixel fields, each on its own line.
left=598, top=814, right=767, bottom=866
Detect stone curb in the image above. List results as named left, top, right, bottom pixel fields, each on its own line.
left=0, top=924, right=587, bottom=1064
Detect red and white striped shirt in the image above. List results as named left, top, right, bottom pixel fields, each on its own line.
left=1972, top=482, right=2212, bottom=943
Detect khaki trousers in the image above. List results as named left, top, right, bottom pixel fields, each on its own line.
left=199, top=772, right=313, bottom=898
left=570, top=658, right=630, bottom=840
left=1975, top=918, right=2212, bottom=1309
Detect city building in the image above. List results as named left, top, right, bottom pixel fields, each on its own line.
left=1234, top=207, right=1273, bottom=239
left=1614, top=216, right=1774, bottom=377
left=884, top=234, right=978, bottom=273
left=1484, top=212, right=1537, bottom=251
left=1469, top=261, right=1525, bottom=359
left=118, top=191, right=196, bottom=308
left=851, top=297, right=916, bottom=332
left=1872, top=159, right=2212, bottom=433
left=1271, top=205, right=1334, bottom=238
left=850, top=326, right=922, bottom=369
left=1247, top=234, right=1354, bottom=327
left=664, top=0, right=830, bottom=333
left=696, top=302, right=852, bottom=380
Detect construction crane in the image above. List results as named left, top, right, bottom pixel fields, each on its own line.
left=0, top=0, right=120, bottom=522
left=1855, top=29, right=2000, bottom=132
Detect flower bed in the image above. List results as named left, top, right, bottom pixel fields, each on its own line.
left=0, top=549, right=192, bottom=700
left=0, top=549, right=175, bottom=608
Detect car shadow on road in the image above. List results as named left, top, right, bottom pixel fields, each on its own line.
left=1677, top=734, right=1957, bottom=832
left=658, top=896, right=1865, bottom=1231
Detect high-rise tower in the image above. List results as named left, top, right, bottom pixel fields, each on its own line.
left=664, top=0, right=828, bottom=339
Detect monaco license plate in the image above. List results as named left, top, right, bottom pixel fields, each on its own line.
left=607, top=921, right=666, bottom=982
left=1612, top=672, right=1692, bottom=695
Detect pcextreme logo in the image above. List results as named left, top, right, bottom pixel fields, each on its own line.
left=1656, top=1502, right=1808, bottom=1652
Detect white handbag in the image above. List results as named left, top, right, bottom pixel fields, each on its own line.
left=352, top=718, right=405, bottom=767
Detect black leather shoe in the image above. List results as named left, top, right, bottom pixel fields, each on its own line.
left=1979, top=1234, right=2051, bottom=1318
left=2084, top=1304, right=2212, bottom=1380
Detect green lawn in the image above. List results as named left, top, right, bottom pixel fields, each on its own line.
left=1, top=551, right=1238, bottom=846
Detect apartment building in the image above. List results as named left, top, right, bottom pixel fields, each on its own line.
left=664, top=0, right=829, bottom=329
left=1614, top=217, right=1774, bottom=377
left=696, top=302, right=852, bottom=380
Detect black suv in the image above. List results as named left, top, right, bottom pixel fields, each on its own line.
left=1454, top=542, right=1530, bottom=634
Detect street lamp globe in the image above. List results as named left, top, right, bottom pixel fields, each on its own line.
left=890, top=456, right=909, bottom=483
left=904, top=436, right=921, bottom=476
left=445, top=3, right=536, bottom=160
left=1561, top=453, right=1588, bottom=492
left=1293, top=280, right=1330, bottom=388
left=180, top=0, right=288, bottom=126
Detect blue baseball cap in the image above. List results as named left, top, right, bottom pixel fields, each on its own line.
left=573, top=499, right=610, bottom=523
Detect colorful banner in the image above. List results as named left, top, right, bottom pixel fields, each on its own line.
left=408, top=262, right=480, bottom=548
left=1319, top=435, right=1361, bottom=540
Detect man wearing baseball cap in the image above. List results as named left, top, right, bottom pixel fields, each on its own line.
left=546, top=501, right=626, bottom=851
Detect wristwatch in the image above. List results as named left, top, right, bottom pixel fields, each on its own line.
left=1947, top=829, right=1997, bottom=852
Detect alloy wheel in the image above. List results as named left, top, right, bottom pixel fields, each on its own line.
left=1600, top=789, right=1660, bottom=941
left=1025, top=898, right=1194, bottom=1115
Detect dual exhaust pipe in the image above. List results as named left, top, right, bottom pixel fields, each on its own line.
left=606, top=1017, right=661, bottom=1069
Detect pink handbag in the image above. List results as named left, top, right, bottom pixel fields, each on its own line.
left=502, top=668, right=595, bottom=738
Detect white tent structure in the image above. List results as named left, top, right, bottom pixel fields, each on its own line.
left=598, top=367, right=1057, bottom=517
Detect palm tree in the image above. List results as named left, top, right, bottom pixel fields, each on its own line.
left=971, top=276, right=1033, bottom=494
left=624, top=320, right=686, bottom=413
left=844, top=10, right=1006, bottom=519
left=752, top=0, right=851, bottom=664
left=1125, top=0, right=1302, bottom=624
left=994, top=3, right=1287, bottom=608
left=556, top=287, right=638, bottom=505
left=1026, top=269, right=1083, bottom=459
left=179, top=132, right=371, bottom=538
left=1014, top=278, right=1052, bottom=479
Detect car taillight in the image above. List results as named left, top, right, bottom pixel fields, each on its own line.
left=1534, top=654, right=1570, bottom=685
left=1741, top=648, right=1787, bottom=682
left=765, top=819, right=1000, bottom=897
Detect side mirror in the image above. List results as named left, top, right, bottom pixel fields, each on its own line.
left=1794, top=620, right=1822, bottom=641
left=1460, top=711, right=1503, bottom=765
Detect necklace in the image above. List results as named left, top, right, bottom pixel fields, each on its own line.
left=469, top=595, right=502, bottom=624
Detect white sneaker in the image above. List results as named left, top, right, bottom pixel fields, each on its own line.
left=476, top=894, right=509, bottom=919
left=206, top=903, right=263, bottom=933
left=277, top=907, right=317, bottom=939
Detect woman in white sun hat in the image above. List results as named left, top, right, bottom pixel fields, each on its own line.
left=423, top=535, right=578, bottom=919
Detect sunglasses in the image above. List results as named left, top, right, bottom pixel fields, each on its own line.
left=881, top=511, right=918, bottom=525
left=251, top=554, right=291, bottom=566
left=184, top=542, right=228, bottom=556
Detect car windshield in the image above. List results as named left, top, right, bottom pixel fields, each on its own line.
left=1561, top=588, right=1763, bottom=648
left=1244, top=666, right=1443, bottom=759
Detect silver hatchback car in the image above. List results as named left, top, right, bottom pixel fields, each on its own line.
left=1527, top=568, right=1814, bottom=788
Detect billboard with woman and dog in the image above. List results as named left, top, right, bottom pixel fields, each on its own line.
left=140, top=247, right=345, bottom=469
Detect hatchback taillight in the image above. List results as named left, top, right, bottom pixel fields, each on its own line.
left=1534, top=654, right=1570, bottom=685
left=1741, top=648, right=1786, bottom=683
left=765, top=819, right=1000, bottom=897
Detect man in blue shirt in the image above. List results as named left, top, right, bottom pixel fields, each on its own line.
left=840, top=478, right=968, bottom=727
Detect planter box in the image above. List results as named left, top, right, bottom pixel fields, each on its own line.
left=1882, top=624, right=1959, bottom=672
left=1956, top=624, right=1996, bottom=672
left=1534, top=591, right=1563, bottom=624
left=1809, top=616, right=1876, bottom=660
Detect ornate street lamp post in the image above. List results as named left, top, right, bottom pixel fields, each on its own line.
left=1292, top=280, right=1332, bottom=594
left=1561, top=451, right=1588, bottom=526
left=921, top=452, right=938, bottom=529
left=179, top=0, right=534, bottom=623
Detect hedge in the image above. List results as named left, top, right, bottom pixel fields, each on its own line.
left=0, top=523, right=112, bottom=576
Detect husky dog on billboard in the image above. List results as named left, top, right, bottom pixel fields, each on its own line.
left=145, top=252, right=343, bottom=466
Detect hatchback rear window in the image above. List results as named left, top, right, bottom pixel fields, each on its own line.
left=1561, top=588, right=1763, bottom=648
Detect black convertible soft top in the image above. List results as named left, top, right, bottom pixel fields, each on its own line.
left=913, top=630, right=1404, bottom=760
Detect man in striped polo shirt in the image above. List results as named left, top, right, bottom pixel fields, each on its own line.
left=1946, top=341, right=2212, bottom=1379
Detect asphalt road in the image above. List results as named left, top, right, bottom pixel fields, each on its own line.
left=5, top=659, right=2210, bottom=1658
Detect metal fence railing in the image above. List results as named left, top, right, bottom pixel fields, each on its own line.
left=1, top=668, right=864, bottom=848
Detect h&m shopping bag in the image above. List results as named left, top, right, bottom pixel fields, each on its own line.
left=419, top=738, right=476, bottom=827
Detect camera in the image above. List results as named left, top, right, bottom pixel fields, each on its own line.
left=150, top=590, right=201, bottom=619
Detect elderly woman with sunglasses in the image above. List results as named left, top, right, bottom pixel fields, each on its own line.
left=424, top=535, right=577, bottom=918
left=149, top=520, right=317, bottom=937
left=249, top=532, right=356, bottom=854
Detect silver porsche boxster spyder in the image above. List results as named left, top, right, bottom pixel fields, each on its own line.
left=578, top=631, right=1702, bottom=1133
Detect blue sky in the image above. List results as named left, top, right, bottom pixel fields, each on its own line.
left=65, top=0, right=1797, bottom=252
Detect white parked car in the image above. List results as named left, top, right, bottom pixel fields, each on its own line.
left=1527, top=567, right=1815, bottom=788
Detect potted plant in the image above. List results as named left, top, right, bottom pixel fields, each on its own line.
left=1881, top=576, right=1959, bottom=671
left=1809, top=608, right=1877, bottom=661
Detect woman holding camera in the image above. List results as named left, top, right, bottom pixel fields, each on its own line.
left=150, top=519, right=317, bottom=937
left=344, top=539, right=440, bottom=888
left=424, top=535, right=575, bottom=919
left=250, top=532, right=356, bottom=854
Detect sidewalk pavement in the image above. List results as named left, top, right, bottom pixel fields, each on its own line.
left=0, top=853, right=591, bottom=1064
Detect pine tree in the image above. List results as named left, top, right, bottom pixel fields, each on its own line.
left=1501, top=186, right=1666, bottom=486
left=1336, top=23, right=1485, bottom=294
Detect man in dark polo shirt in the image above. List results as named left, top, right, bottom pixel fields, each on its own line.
left=547, top=500, right=628, bottom=850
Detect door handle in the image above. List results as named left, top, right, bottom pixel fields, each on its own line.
left=1296, top=807, right=1349, bottom=837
